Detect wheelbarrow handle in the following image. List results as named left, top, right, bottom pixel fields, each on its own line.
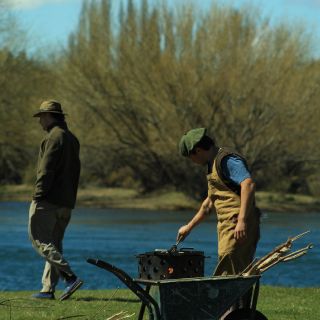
left=87, top=258, right=161, bottom=320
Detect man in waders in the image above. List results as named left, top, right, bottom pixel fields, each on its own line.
left=177, top=128, right=260, bottom=315
left=29, top=100, right=83, bottom=300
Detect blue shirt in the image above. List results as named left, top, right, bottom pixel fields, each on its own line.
left=221, top=155, right=251, bottom=186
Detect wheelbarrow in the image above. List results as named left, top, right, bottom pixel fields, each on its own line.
left=87, top=231, right=312, bottom=320
left=86, top=257, right=266, bottom=320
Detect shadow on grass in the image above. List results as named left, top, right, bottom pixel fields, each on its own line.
left=0, top=298, right=56, bottom=308
left=76, top=297, right=140, bottom=303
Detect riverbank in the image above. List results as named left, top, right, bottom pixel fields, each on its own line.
left=0, top=286, right=319, bottom=320
left=1, top=184, right=320, bottom=212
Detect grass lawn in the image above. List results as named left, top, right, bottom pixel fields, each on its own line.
left=0, top=185, right=198, bottom=211
left=1, top=184, right=320, bottom=212
left=0, top=286, right=319, bottom=320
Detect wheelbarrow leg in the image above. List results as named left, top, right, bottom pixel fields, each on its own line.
left=244, top=279, right=260, bottom=320
left=238, top=279, right=261, bottom=316
left=250, top=279, right=260, bottom=311
left=138, top=284, right=151, bottom=320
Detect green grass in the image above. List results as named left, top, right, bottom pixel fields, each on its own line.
left=0, top=184, right=198, bottom=211
left=255, top=191, right=320, bottom=213
left=258, top=286, right=320, bottom=320
left=0, top=287, right=319, bottom=320
left=1, top=184, right=320, bottom=212
left=0, top=289, right=139, bottom=320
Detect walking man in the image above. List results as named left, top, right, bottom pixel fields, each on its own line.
left=29, top=100, right=83, bottom=300
left=177, top=128, right=260, bottom=311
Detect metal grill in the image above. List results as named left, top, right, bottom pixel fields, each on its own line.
left=137, top=248, right=205, bottom=280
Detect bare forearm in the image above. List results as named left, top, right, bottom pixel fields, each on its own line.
left=234, top=178, right=255, bottom=241
left=239, top=178, right=255, bottom=221
left=188, top=197, right=212, bottom=229
left=177, top=197, right=212, bottom=242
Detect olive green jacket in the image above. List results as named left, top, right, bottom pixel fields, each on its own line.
left=33, top=122, right=80, bottom=209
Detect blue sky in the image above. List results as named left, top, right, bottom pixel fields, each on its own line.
left=7, top=0, right=320, bottom=56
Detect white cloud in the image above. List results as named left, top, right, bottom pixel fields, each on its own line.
left=5, top=0, right=69, bottom=10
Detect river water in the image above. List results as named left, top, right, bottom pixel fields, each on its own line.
left=0, top=202, right=319, bottom=291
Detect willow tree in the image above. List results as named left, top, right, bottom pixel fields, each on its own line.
left=56, top=0, right=320, bottom=195
left=0, top=1, right=55, bottom=183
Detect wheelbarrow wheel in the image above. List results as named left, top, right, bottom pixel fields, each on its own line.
left=224, top=308, right=268, bottom=320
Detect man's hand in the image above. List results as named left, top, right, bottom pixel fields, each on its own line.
left=234, top=219, right=247, bottom=242
left=177, top=225, right=191, bottom=243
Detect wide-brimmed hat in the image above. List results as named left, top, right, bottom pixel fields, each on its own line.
left=179, top=128, right=207, bottom=157
left=33, top=100, right=66, bottom=117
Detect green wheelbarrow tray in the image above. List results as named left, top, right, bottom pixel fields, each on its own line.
left=87, top=258, right=266, bottom=320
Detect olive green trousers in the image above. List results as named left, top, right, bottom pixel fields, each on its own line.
left=28, top=200, right=75, bottom=293
left=213, top=243, right=257, bottom=319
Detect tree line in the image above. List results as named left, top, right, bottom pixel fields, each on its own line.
left=1, top=0, right=320, bottom=198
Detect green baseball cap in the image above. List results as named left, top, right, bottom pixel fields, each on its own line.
left=179, top=128, right=207, bottom=157
left=33, top=100, right=66, bottom=117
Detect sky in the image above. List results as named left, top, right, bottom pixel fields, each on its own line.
left=5, top=0, right=320, bottom=57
